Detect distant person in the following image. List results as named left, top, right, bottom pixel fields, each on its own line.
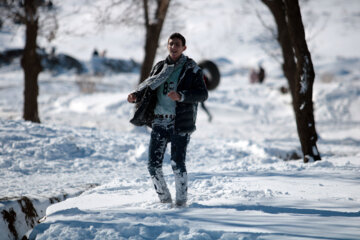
left=258, top=65, right=265, bottom=83
left=250, top=68, right=258, bottom=83
left=91, top=48, right=103, bottom=76
left=47, top=0, right=54, bottom=9
left=200, top=102, right=212, bottom=122
left=100, top=50, right=107, bottom=58
left=250, top=64, right=266, bottom=84
left=92, top=48, right=99, bottom=57
left=127, top=33, right=208, bottom=207
left=201, top=75, right=212, bottom=122
left=50, top=46, right=56, bottom=58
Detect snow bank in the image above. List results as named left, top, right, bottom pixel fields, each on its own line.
left=1, top=195, right=67, bottom=240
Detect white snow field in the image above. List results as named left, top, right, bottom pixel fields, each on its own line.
left=1, top=0, right=360, bottom=239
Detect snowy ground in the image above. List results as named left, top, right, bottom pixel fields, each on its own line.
left=1, top=0, right=360, bottom=239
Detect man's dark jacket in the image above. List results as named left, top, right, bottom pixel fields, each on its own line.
left=130, top=56, right=208, bottom=134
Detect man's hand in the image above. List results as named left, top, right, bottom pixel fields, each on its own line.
left=127, top=93, right=137, bottom=103
left=168, top=91, right=181, bottom=101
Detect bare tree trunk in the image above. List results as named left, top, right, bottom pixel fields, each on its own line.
left=283, top=0, right=320, bottom=162
left=261, top=0, right=296, bottom=99
left=139, top=0, right=170, bottom=83
left=21, top=0, right=42, bottom=123
left=262, top=0, right=321, bottom=162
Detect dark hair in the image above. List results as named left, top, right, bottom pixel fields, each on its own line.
left=169, top=32, right=186, bottom=46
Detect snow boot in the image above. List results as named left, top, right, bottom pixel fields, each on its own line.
left=151, top=169, right=172, bottom=203
left=174, top=171, right=187, bottom=207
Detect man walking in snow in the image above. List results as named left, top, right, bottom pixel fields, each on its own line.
left=127, top=33, right=208, bottom=207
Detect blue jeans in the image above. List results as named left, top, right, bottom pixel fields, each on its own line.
left=148, top=120, right=190, bottom=205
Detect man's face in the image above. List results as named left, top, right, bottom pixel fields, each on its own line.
left=167, top=38, right=186, bottom=61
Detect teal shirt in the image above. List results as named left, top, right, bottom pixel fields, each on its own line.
left=154, top=61, right=185, bottom=116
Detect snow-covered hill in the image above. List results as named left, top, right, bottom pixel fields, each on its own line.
left=1, top=0, right=360, bottom=239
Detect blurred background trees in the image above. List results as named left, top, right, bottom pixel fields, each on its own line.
left=0, top=0, right=56, bottom=123
left=95, top=0, right=171, bottom=84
